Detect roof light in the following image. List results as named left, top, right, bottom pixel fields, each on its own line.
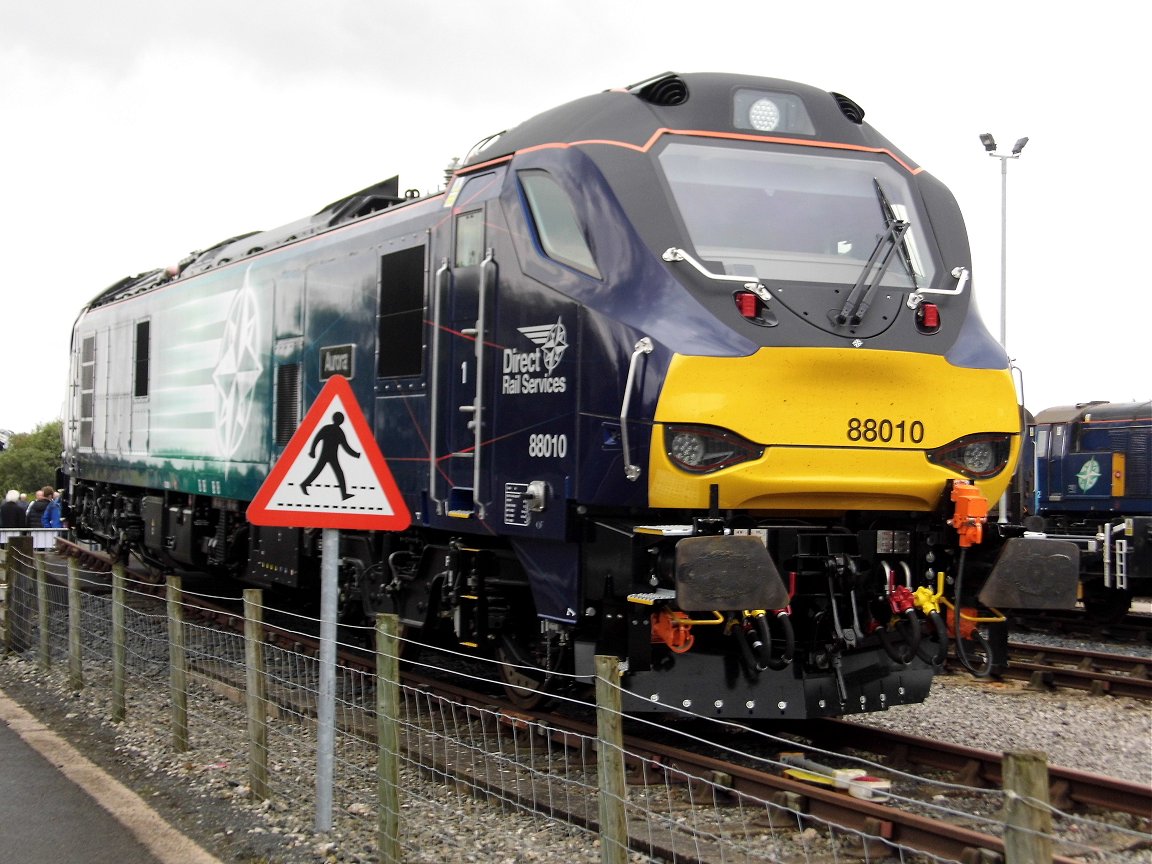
left=748, top=98, right=781, bottom=131
left=733, top=89, right=815, bottom=135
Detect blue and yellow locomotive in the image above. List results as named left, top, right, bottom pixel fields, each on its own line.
left=1025, top=401, right=1151, bottom=620
left=62, top=72, right=1078, bottom=718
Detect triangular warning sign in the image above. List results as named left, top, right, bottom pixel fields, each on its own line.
left=247, top=375, right=412, bottom=530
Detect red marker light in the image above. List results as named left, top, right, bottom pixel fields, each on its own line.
left=736, top=293, right=758, bottom=318
left=916, top=302, right=940, bottom=333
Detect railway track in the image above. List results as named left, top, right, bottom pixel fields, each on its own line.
left=796, top=717, right=1151, bottom=817
left=1013, top=607, right=1152, bottom=644
left=1002, top=641, right=1152, bottom=700
left=940, top=639, right=1152, bottom=701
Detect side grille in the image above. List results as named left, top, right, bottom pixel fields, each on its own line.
left=275, top=363, right=301, bottom=447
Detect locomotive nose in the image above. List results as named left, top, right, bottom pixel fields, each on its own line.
left=649, top=346, right=1021, bottom=513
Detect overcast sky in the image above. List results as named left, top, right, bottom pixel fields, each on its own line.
left=1, top=1, right=1146, bottom=436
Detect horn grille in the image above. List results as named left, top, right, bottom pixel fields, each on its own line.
left=831, top=92, right=865, bottom=124
left=631, top=73, right=689, bottom=106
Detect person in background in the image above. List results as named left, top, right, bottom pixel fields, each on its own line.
left=25, top=486, right=52, bottom=528
left=42, top=489, right=63, bottom=529
left=1, top=489, right=25, bottom=528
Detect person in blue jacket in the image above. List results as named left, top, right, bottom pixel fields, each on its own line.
left=40, top=488, right=63, bottom=528
left=42, top=490, right=63, bottom=532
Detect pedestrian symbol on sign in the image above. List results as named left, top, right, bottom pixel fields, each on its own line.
left=300, top=412, right=361, bottom=500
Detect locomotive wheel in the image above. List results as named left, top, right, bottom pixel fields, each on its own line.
left=495, top=641, right=552, bottom=710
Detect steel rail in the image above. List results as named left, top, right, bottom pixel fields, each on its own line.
left=803, top=717, right=1152, bottom=819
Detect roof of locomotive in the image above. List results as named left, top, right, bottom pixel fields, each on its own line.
left=461, top=71, right=919, bottom=172
left=84, top=175, right=433, bottom=310
left=1033, top=400, right=1152, bottom=425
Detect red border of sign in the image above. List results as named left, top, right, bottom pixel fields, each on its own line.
left=246, top=375, right=412, bottom=530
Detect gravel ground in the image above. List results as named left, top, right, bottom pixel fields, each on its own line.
left=1, top=627, right=1149, bottom=863
left=847, top=651, right=1152, bottom=788
left=844, top=630, right=1151, bottom=863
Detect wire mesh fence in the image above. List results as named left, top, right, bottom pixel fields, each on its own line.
left=2, top=539, right=1148, bottom=864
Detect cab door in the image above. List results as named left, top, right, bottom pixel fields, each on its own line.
left=1047, top=423, right=1069, bottom=500
left=428, top=171, right=504, bottom=519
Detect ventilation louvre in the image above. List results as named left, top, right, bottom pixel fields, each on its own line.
left=831, top=92, right=865, bottom=124
left=275, top=363, right=301, bottom=447
left=631, top=73, right=689, bottom=107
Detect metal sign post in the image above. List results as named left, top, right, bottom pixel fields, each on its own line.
left=247, top=375, right=412, bottom=836
left=315, top=527, right=340, bottom=832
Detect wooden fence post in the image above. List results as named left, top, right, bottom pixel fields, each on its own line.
left=1002, top=750, right=1053, bottom=864
left=376, top=613, right=402, bottom=864
left=111, top=564, right=127, bottom=722
left=244, top=588, right=269, bottom=800
left=167, top=576, right=189, bottom=752
left=595, top=655, right=628, bottom=864
left=67, top=556, right=83, bottom=690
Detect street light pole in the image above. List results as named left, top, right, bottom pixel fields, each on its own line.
left=979, top=133, right=1028, bottom=522
left=998, top=151, right=1008, bottom=347
left=979, top=133, right=1029, bottom=351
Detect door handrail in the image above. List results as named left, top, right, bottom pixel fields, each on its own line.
left=428, top=257, right=450, bottom=514
left=620, top=337, right=653, bottom=482
left=469, top=249, right=495, bottom=518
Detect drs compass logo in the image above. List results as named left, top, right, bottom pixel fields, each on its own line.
left=1076, top=457, right=1102, bottom=493
left=502, top=317, right=568, bottom=395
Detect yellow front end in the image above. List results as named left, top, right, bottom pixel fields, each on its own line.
left=649, top=347, right=1020, bottom=512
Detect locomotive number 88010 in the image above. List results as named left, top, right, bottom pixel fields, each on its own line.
left=62, top=72, right=1079, bottom=719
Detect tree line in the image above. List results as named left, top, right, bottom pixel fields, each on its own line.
left=0, top=420, right=63, bottom=495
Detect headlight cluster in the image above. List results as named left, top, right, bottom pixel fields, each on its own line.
left=926, top=434, right=1011, bottom=479
left=665, top=425, right=764, bottom=474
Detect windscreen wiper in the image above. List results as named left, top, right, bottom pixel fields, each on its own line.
left=874, top=179, right=920, bottom=292
left=835, top=215, right=908, bottom=326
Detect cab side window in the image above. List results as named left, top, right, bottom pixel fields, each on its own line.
left=518, top=170, right=601, bottom=278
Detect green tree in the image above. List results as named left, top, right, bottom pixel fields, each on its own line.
left=0, top=420, right=63, bottom=495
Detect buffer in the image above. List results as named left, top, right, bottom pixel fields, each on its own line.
left=247, top=375, right=412, bottom=530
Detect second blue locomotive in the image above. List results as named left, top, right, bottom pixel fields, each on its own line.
left=1023, top=401, right=1151, bottom=619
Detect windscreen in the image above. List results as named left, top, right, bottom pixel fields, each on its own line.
left=658, top=141, right=935, bottom=289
